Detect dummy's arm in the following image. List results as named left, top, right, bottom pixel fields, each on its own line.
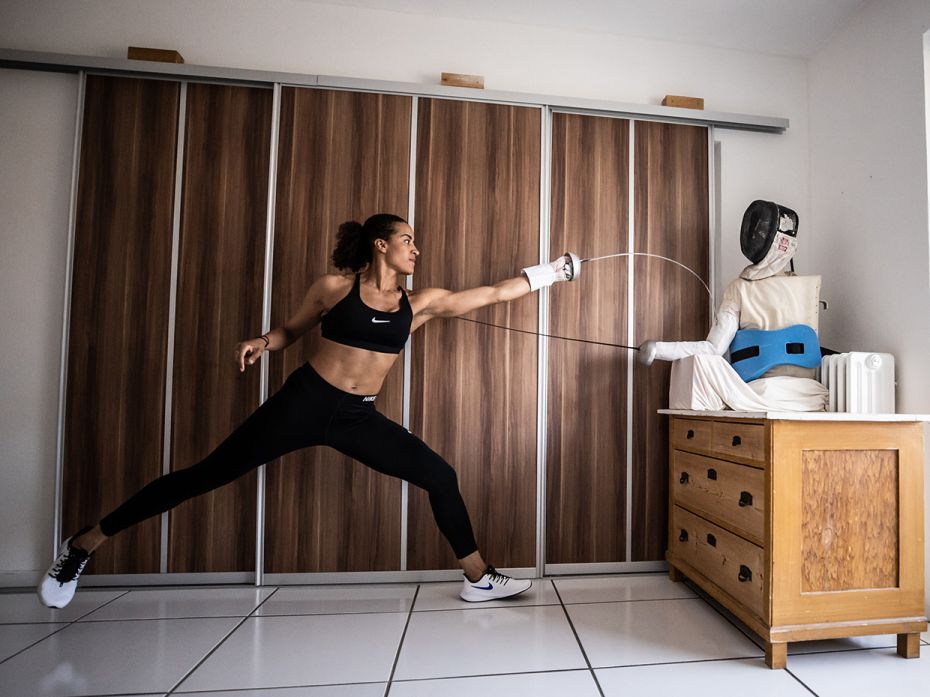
left=639, top=310, right=738, bottom=365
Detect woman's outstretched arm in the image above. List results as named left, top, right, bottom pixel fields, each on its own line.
left=413, top=276, right=532, bottom=322
left=410, top=253, right=578, bottom=328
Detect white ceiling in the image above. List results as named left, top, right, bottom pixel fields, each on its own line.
left=312, top=0, right=869, bottom=58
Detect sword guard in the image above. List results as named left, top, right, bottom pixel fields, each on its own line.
left=563, top=252, right=581, bottom=281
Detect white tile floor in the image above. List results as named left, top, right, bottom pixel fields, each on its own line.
left=0, top=574, right=927, bottom=696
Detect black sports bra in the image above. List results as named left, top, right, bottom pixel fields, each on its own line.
left=321, top=274, right=412, bottom=354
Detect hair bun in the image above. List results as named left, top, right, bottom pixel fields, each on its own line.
left=338, top=220, right=363, bottom=236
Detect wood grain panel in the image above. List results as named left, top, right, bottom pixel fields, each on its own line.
left=711, top=421, right=766, bottom=465
left=672, top=504, right=765, bottom=619
left=633, top=121, right=709, bottom=561
left=801, top=449, right=899, bottom=592
left=547, top=113, right=629, bottom=563
left=63, top=75, right=180, bottom=574
left=409, top=99, right=540, bottom=569
left=671, top=450, right=765, bottom=543
left=264, top=88, right=411, bottom=572
left=167, top=83, right=273, bottom=572
left=671, top=417, right=713, bottom=453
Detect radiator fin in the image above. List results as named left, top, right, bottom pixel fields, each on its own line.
left=820, top=353, right=895, bottom=413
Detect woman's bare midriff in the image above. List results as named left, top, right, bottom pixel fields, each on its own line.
left=308, top=337, right=400, bottom=394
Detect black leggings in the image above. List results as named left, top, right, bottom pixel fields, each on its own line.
left=99, top=362, right=479, bottom=559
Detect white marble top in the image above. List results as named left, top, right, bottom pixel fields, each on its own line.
left=659, top=409, right=930, bottom=422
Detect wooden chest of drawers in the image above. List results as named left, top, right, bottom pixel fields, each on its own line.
left=665, top=413, right=927, bottom=669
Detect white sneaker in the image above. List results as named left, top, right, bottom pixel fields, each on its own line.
left=459, top=566, right=532, bottom=602
left=37, top=530, right=92, bottom=608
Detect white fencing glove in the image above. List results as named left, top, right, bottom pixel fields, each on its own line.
left=522, top=252, right=581, bottom=291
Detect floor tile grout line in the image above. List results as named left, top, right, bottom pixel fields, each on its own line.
left=69, top=608, right=414, bottom=622
left=70, top=589, right=134, bottom=621
left=42, top=691, right=168, bottom=697
left=69, top=587, right=422, bottom=622
left=410, top=601, right=558, bottom=614
left=388, top=666, right=603, bottom=684
left=551, top=579, right=606, bottom=697
left=558, top=594, right=699, bottom=607
left=164, top=587, right=282, bottom=696
left=78, top=614, right=279, bottom=623
left=0, top=589, right=132, bottom=666
left=0, top=620, right=86, bottom=626
left=163, top=618, right=263, bottom=696
left=247, top=585, right=281, bottom=617
left=588, top=653, right=789, bottom=670
left=171, top=678, right=385, bottom=695
left=785, top=667, right=821, bottom=696
left=383, top=584, right=420, bottom=696
left=0, top=622, right=72, bottom=666
left=406, top=594, right=698, bottom=614
left=2, top=594, right=428, bottom=626
left=250, top=606, right=414, bottom=618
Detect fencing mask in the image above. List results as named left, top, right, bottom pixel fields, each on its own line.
left=739, top=200, right=799, bottom=280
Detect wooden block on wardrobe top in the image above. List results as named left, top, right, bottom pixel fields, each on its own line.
left=662, top=95, right=704, bottom=109
left=441, top=72, right=485, bottom=89
left=128, top=47, right=185, bottom=64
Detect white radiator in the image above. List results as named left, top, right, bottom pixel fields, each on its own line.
left=820, top=352, right=895, bottom=413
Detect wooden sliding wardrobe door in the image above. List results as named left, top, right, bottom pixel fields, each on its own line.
left=632, top=121, right=709, bottom=560
left=63, top=75, right=180, bottom=574
left=409, top=99, right=540, bottom=570
left=264, top=88, right=411, bottom=573
left=547, top=113, right=630, bottom=564
left=167, top=83, right=273, bottom=572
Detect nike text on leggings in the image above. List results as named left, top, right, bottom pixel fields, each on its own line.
left=98, top=362, right=479, bottom=559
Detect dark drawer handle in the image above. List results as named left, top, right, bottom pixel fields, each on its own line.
left=679, top=529, right=689, bottom=542
left=686, top=429, right=695, bottom=439
left=706, top=533, right=716, bottom=547
left=707, top=468, right=717, bottom=480
left=732, top=435, right=742, bottom=447
left=739, top=491, right=753, bottom=507
left=738, top=565, right=752, bottom=582
left=679, top=472, right=690, bottom=484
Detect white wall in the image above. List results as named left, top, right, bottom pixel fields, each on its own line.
left=0, top=68, right=77, bottom=578
left=809, top=0, right=930, bottom=411
left=808, top=0, right=930, bottom=613
left=0, top=1, right=809, bottom=576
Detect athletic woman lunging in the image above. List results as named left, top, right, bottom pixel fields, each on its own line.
left=39, top=213, right=577, bottom=608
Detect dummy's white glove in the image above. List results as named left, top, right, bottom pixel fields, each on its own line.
left=639, top=311, right=739, bottom=365
left=638, top=340, right=658, bottom=366
left=522, top=252, right=581, bottom=291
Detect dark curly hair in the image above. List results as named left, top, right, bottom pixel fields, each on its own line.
left=331, top=213, right=407, bottom=272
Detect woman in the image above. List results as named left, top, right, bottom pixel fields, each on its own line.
left=39, top=213, right=577, bottom=608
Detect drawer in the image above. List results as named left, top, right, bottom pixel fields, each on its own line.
left=672, top=451, right=765, bottom=542
left=711, top=421, right=766, bottom=464
left=672, top=418, right=712, bottom=452
left=670, top=505, right=765, bottom=620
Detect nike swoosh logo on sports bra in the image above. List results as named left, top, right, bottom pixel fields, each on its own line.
left=371, top=318, right=391, bottom=324
left=471, top=582, right=493, bottom=590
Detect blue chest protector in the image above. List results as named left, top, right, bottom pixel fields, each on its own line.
left=728, top=324, right=821, bottom=382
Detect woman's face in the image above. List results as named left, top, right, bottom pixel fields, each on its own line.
left=378, top=223, right=419, bottom=275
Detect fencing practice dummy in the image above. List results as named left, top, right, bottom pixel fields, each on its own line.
left=639, top=200, right=829, bottom=412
